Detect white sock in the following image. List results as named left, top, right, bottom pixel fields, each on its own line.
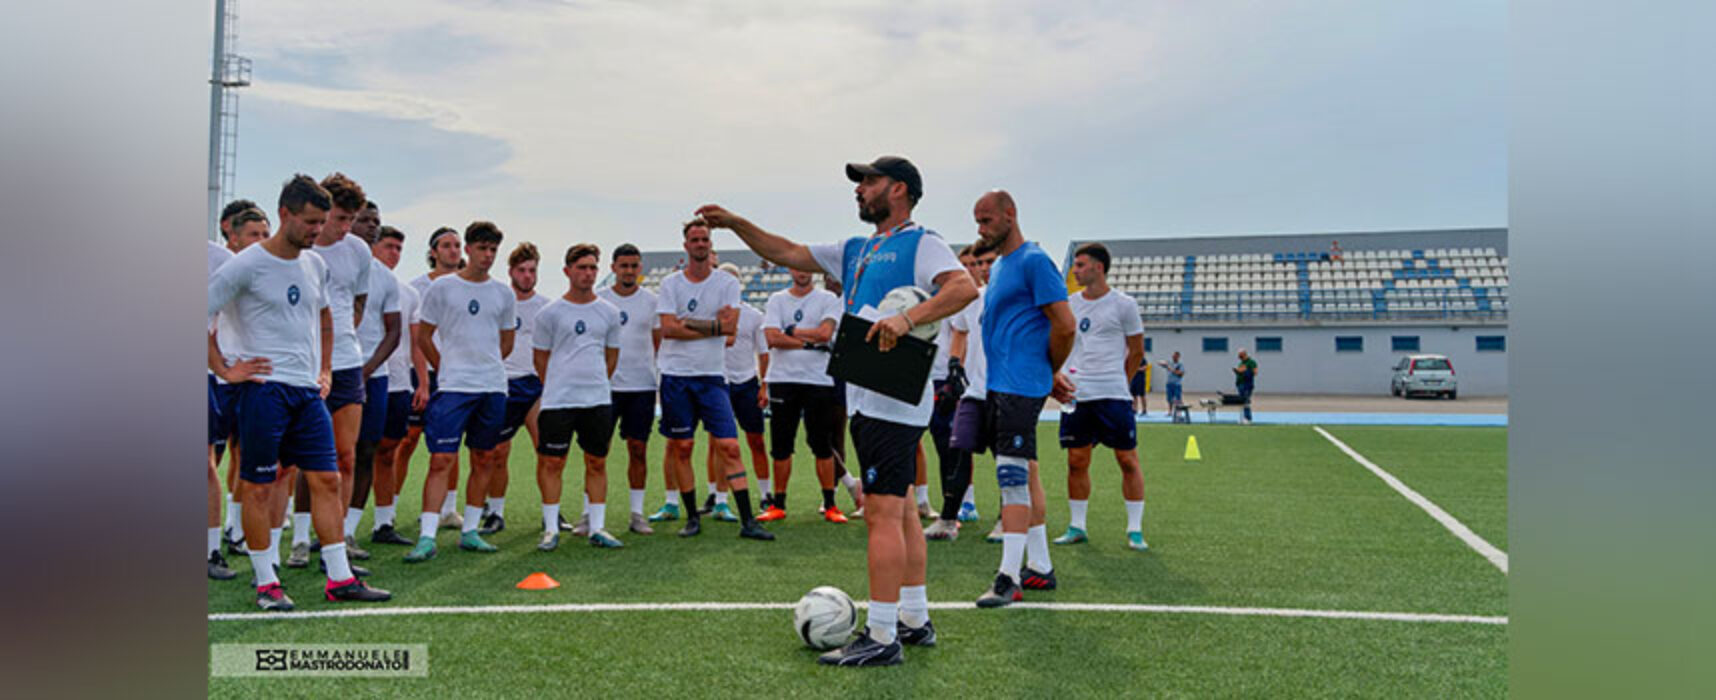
left=1125, top=499, right=1145, bottom=533
left=916, top=487, right=929, bottom=507
left=374, top=505, right=396, bottom=530
left=867, top=601, right=899, bottom=644
left=630, top=489, right=646, bottom=515
left=589, top=502, right=606, bottom=532
left=206, top=527, right=220, bottom=556
left=462, top=505, right=483, bottom=533
left=291, top=513, right=311, bottom=545
left=841, top=473, right=860, bottom=489
left=285, top=497, right=294, bottom=519
left=1000, top=533, right=1027, bottom=581
left=759, top=478, right=772, bottom=496
left=322, top=542, right=353, bottom=582
left=900, top=585, right=930, bottom=627
left=268, top=528, right=283, bottom=558
left=1068, top=499, right=1089, bottom=530
left=419, top=512, right=440, bottom=538
left=344, top=507, right=363, bottom=538
left=1027, top=524, right=1053, bottom=573
left=441, top=491, right=458, bottom=516
left=715, top=490, right=728, bottom=506
left=249, top=549, right=278, bottom=587
left=581, top=493, right=590, bottom=516
left=224, top=500, right=242, bottom=532
left=488, top=496, right=506, bottom=517
left=962, top=484, right=976, bottom=506
left=543, top=503, right=560, bottom=534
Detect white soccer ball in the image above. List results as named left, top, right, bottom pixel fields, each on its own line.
left=793, top=586, right=857, bottom=650
left=877, top=286, right=937, bottom=342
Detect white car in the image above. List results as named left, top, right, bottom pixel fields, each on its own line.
left=1391, top=354, right=1457, bottom=399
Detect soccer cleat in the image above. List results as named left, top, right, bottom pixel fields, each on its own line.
left=571, top=514, right=590, bottom=537
left=756, top=506, right=787, bottom=522
left=923, top=519, right=959, bottom=541
left=737, top=521, right=776, bottom=541
left=1053, top=526, right=1088, bottom=545
left=325, top=577, right=392, bottom=602
left=629, top=513, right=654, bottom=535
left=318, top=558, right=371, bottom=578
left=344, top=536, right=372, bottom=560
left=985, top=521, right=1005, bottom=543
left=222, top=527, right=246, bottom=555
left=647, top=503, right=680, bottom=522
left=917, top=502, right=937, bottom=520
left=712, top=503, right=740, bottom=522
left=285, top=542, right=311, bottom=568
left=403, top=537, right=438, bottom=563
left=478, top=513, right=506, bottom=535
left=850, top=506, right=865, bottom=520
left=823, top=507, right=849, bottom=524
left=1020, top=565, right=1057, bottom=591
left=897, top=619, right=937, bottom=647
left=557, top=514, right=574, bottom=532
left=957, top=503, right=980, bottom=522
left=698, top=493, right=716, bottom=515
left=1127, top=531, right=1149, bottom=552
left=256, top=583, right=295, bottom=611
left=207, top=551, right=237, bottom=580
left=537, top=531, right=560, bottom=552
left=816, top=630, right=903, bottom=667
left=369, top=524, right=413, bottom=546
left=677, top=518, right=701, bottom=537
left=440, top=510, right=463, bottom=530
left=976, top=572, right=1024, bottom=608
left=589, top=529, right=624, bottom=548
left=458, top=530, right=498, bottom=553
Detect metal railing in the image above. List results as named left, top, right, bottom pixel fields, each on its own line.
left=1128, top=287, right=1509, bottom=322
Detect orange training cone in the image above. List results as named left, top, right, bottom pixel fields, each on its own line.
left=516, top=572, right=561, bottom=591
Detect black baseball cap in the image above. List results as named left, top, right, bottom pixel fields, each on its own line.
left=845, top=156, right=922, bottom=202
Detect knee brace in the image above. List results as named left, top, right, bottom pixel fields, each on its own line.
left=997, top=456, right=1031, bottom=506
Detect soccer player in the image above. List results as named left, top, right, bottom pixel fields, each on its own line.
left=599, top=244, right=663, bottom=534
left=651, top=221, right=773, bottom=540
left=478, top=242, right=550, bottom=535
left=348, top=209, right=402, bottom=554
left=757, top=266, right=845, bottom=523
left=698, top=154, right=978, bottom=666
left=399, top=227, right=467, bottom=529
left=286, top=173, right=373, bottom=569
left=702, top=262, right=770, bottom=524
left=532, top=244, right=624, bottom=550
left=208, top=174, right=391, bottom=609
left=948, top=245, right=1003, bottom=543
left=214, top=203, right=273, bottom=556
left=404, top=221, right=518, bottom=562
left=368, top=225, right=422, bottom=545
left=970, top=190, right=1077, bottom=608
left=1053, top=242, right=1149, bottom=551
left=925, top=245, right=991, bottom=541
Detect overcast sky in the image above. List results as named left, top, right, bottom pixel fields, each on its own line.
left=228, top=1, right=1504, bottom=281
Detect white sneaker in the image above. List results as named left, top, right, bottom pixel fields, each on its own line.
left=440, top=510, right=463, bottom=530
left=924, top=519, right=960, bottom=541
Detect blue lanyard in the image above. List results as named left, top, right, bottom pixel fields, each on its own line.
left=847, top=220, right=916, bottom=308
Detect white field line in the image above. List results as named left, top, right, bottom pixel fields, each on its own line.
left=208, top=600, right=1505, bottom=625
left=1313, top=426, right=1509, bottom=574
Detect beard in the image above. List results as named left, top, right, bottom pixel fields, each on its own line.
left=857, top=195, right=891, bottom=224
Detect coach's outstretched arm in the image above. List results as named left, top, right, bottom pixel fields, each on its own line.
left=695, top=204, right=821, bottom=273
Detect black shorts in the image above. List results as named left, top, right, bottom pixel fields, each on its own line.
left=1130, top=371, right=1148, bottom=397
left=1058, top=399, right=1138, bottom=451
left=849, top=413, right=923, bottom=497
left=727, top=377, right=766, bottom=435
left=767, top=382, right=839, bottom=460
left=537, top=405, right=615, bottom=458
left=357, top=375, right=390, bottom=443
left=499, top=375, right=544, bottom=440
left=406, top=370, right=438, bottom=427
left=610, top=390, right=656, bottom=442
left=382, top=391, right=412, bottom=441
left=985, top=391, right=1046, bottom=461
left=325, top=367, right=366, bottom=412
left=949, top=397, right=989, bottom=454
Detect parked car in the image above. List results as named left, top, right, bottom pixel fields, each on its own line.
left=1391, top=354, right=1457, bottom=399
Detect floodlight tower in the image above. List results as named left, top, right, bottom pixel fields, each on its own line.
left=207, top=0, right=252, bottom=241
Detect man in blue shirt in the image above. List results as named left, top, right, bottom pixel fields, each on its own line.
left=970, top=190, right=1078, bottom=608
left=696, top=155, right=977, bottom=667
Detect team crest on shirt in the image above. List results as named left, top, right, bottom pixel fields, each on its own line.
left=793, top=309, right=804, bottom=322
left=687, top=299, right=698, bottom=312
left=1078, top=318, right=1091, bottom=332
left=286, top=285, right=300, bottom=305
left=514, top=317, right=522, bottom=330
left=619, top=310, right=629, bottom=325
left=574, top=320, right=587, bottom=335
left=468, top=299, right=480, bottom=315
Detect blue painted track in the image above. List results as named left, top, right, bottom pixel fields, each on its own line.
left=1038, top=409, right=1506, bottom=427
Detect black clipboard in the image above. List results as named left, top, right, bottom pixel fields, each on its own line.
left=827, top=313, right=937, bottom=404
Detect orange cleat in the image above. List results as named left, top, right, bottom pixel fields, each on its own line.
left=756, top=506, right=787, bottom=522
left=824, top=507, right=849, bottom=524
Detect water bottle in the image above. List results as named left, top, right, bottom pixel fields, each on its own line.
left=1060, top=369, right=1078, bottom=414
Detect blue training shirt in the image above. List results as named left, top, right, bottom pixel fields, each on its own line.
left=981, top=241, right=1066, bottom=398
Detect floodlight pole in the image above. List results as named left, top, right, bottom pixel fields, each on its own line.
left=207, top=0, right=228, bottom=241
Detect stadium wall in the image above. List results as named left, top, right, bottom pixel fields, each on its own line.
left=1145, top=323, right=1507, bottom=396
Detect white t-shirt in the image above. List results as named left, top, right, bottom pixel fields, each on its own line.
left=385, top=282, right=420, bottom=391
left=503, top=292, right=552, bottom=379
left=417, top=275, right=516, bottom=394
left=951, top=287, right=990, bottom=401
left=722, top=304, right=767, bottom=385
left=654, top=269, right=741, bottom=378
left=808, top=234, right=964, bottom=427
left=762, top=287, right=841, bottom=387
left=597, top=286, right=661, bottom=392
left=208, top=242, right=237, bottom=381
left=930, top=317, right=954, bottom=381
left=1066, top=289, right=1145, bottom=401
left=356, top=258, right=401, bottom=378
left=533, top=297, right=623, bottom=409
left=206, top=245, right=330, bottom=390
left=312, top=234, right=372, bottom=371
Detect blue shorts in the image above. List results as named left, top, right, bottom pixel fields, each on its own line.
left=235, top=382, right=338, bottom=483
left=610, top=390, right=656, bottom=442
left=659, top=375, right=736, bottom=440
left=383, top=391, right=412, bottom=441
left=358, top=375, right=390, bottom=443
left=1130, top=372, right=1148, bottom=397
left=325, top=367, right=366, bottom=412
left=208, top=375, right=242, bottom=446
left=1166, top=383, right=1182, bottom=405
left=1058, top=399, right=1138, bottom=451
left=406, top=370, right=438, bottom=427
left=727, top=378, right=765, bottom=435
left=499, top=375, right=544, bottom=440
left=207, top=377, right=222, bottom=446
left=424, top=391, right=507, bottom=454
